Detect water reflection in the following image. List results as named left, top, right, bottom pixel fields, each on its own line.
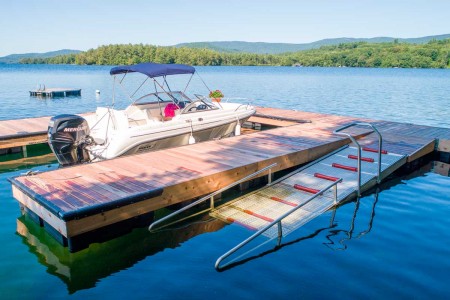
left=216, top=192, right=380, bottom=271
left=215, top=159, right=449, bottom=270
left=324, top=190, right=379, bottom=250
left=433, top=161, right=450, bottom=177
left=0, top=144, right=55, bottom=174
left=0, top=153, right=56, bottom=174
left=30, top=94, right=82, bottom=101
left=16, top=214, right=225, bottom=294
left=13, top=156, right=449, bottom=289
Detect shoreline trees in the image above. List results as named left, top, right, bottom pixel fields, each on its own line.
left=20, top=39, right=450, bottom=69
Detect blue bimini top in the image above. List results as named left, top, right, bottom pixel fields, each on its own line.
left=110, top=62, right=195, bottom=78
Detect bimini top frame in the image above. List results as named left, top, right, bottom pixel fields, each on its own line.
left=110, top=62, right=195, bottom=78
left=108, top=62, right=211, bottom=108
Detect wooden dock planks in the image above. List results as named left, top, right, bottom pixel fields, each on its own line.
left=0, top=116, right=50, bottom=149
left=11, top=123, right=367, bottom=240
left=6, top=107, right=450, bottom=251
left=251, top=107, right=449, bottom=157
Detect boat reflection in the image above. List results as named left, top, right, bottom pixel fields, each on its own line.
left=16, top=213, right=225, bottom=294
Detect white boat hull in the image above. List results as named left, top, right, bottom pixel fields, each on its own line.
left=124, top=117, right=243, bottom=155
left=87, top=105, right=254, bottom=161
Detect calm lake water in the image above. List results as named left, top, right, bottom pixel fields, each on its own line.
left=0, top=65, right=449, bottom=299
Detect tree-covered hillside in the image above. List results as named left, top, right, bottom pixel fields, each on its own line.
left=285, top=39, right=450, bottom=68
left=20, top=39, right=450, bottom=68
left=175, top=34, right=450, bottom=54
left=0, top=49, right=81, bottom=64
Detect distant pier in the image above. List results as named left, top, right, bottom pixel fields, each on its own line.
left=29, top=88, right=81, bottom=97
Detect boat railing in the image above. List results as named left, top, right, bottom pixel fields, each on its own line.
left=148, top=163, right=277, bottom=232
left=234, top=103, right=252, bottom=111
left=221, top=97, right=250, bottom=103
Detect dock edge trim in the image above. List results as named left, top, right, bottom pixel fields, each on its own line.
left=9, top=176, right=164, bottom=221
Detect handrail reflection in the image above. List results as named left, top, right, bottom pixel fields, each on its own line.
left=324, top=188, right=379, bottom=250
left=217, top=189, right=381, bottom=271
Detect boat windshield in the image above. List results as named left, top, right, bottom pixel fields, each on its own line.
left=133, top=91, right=219, bottom=113
left=134, top=91, right=191, bottom=106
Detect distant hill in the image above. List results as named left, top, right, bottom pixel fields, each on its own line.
left=0, top=49, right=81, bottom=64
left=175, top=34, right=450, bottom=54
left=24, top=39, right=449, bottom=69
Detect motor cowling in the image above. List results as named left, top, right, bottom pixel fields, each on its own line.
left=48, top=114, right=91, bottom=166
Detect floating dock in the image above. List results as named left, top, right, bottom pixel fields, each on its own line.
left=7, top=107, right=450, bottom=252
left=1, top=108, right=449, bottom=154
left=0, top=116, right=50, bottom=153
left=29, top=88, right=81, bottom=97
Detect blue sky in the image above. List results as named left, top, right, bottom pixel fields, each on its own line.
left=1, top=0, right=449, bottom=56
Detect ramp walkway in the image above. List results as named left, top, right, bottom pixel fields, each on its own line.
left=211, top=145, right=404, bottom=236
left=149, top=123, right=407, bottom=269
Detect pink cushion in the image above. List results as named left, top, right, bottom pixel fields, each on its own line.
left=164, top=103, right=178, bottom=117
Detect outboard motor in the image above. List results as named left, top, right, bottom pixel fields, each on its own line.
left=48, top=114, right=91, bottom=166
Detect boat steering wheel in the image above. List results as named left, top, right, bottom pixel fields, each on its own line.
left=183, top=99, right=214, bottom=113
left=182, top=101, right=198, bottom=113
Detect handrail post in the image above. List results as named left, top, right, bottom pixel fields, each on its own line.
left=354, top=122, right=383, bottom=183
left=370, top=125, right=383, bottom=184
left=333, top=128, right=362, bottom=197
left=333, top=122, right=384, bottom=196
left=355, top=142, right=362, bottom=197
left=277, top=222, right=283, bottom=246
left=333, top=184, right=338, bottom=205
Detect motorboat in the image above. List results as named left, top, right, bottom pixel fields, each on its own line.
left=47, top=63, right=256, bottom=166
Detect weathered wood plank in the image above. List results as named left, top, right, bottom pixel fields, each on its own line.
left=12, top=185, right=69, bottom=236
left=248, top=116, right=298, bottom=127
left=437, top=139, right=450, bottom=153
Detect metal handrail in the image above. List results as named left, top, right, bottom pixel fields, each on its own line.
left=215, top=178, right=342, bottom=270
left=221, top=97, right=252, bottom=103
left=234, top=103, right=252, bottom=112
left=333, top=122, right=383, bottom=197
left=148, top=163, right=277, bottom=232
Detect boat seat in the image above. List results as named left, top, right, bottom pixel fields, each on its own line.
left=146, top=108, right=163, bottom=122
left=125, top=105, right=152, bottom=125
left=111, top=110, right=129, bottom=130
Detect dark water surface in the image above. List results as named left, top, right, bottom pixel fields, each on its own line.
left=0, top=65, right=449, bottom=298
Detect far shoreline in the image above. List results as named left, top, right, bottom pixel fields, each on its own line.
left=2, top=63, right=450, bottom=70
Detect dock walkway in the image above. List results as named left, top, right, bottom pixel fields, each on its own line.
left=7, top=107, right=450, bottom=251
left=1, top=108, right=449, bottom=153
left=11, top=123, right=364, bottom=250
left=0, top=116, right=49, bottom=151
